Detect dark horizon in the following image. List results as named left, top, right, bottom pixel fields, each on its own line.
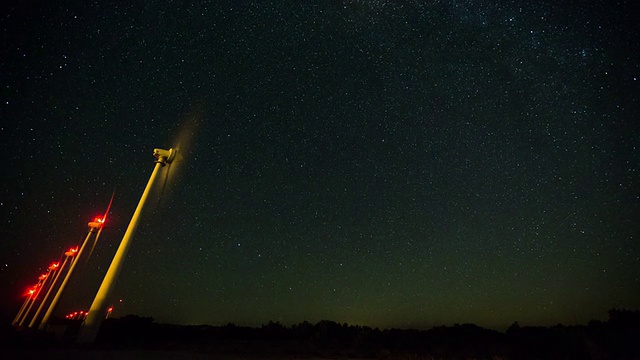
left=3, top=309, right=640, bottom=359
left=2, top=302, right=635, bottom=334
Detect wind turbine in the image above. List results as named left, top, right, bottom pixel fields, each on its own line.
left=78, top=107, right=201, bottom=343
left=29, top=248, right=76, bottom=328
left=13, top=273, right=47, bottom=326
left=12, top=286, right=36, bottom=326
left=17, top=268, right=53, bottom=327
left=86, top=191, right=116, bottom=262
left=27, top=260, right=63, bottom=328
left=38, top=195, right=113, bottom=331
left=77, top=148, right=178, bottom=343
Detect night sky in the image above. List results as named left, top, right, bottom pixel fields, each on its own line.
left=1, top=1, right=639, bottom=331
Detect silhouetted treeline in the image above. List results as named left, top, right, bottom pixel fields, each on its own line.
left=92, top=309, right=640, bottom=359
left=3, top=309, right=639, bottom=359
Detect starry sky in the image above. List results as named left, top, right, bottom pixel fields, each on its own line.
left=1, top=1, right=639, bottom=331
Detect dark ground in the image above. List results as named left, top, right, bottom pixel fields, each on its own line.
left=2, top=309, right=639, bottom=359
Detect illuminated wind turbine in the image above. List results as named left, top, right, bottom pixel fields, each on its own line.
left=78, top=148, right=176, bottom=343
left=38, top=212, right=109, bottom=330
left=18, top=271, right=51, bottom=326
left=86, top=191, right=116, bottom=262
left=12, top=285, right=38, bottom=326
left=29, top=250, right=73, bottom=328
left=25, top=262, right=61, bottom=328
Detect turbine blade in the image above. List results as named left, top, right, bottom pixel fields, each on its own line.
left=87, top=191, right=115, bottom=262
left=102, top=190, right=115, bottom=222
left=85, top=228, right=103, bottom=264
left=155, top=162, right=172, bottom=209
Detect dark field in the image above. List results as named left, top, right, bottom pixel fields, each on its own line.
left=2, top=309, right=639, bottom=360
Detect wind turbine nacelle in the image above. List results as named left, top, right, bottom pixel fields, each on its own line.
left=153, top=148, right=176, bottom=165
left=88, top=217, right=105, bottom=229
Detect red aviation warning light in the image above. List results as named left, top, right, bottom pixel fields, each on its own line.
left=65, top=247, right=79, bottom=257
left=38, top=274, right=48, bottom=281
left=48, top=262, right=60, bottom=271
left=65, top=310, right=89, bottom=320
left=25, top=286, right=37, bottom=297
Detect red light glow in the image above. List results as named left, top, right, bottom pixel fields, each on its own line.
left=65, top=310, right=89, bottom=320
left=88, top=215, right=106, bottom=228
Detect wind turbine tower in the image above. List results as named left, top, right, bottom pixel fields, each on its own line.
left=77, top=148, right=176, bottom=343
